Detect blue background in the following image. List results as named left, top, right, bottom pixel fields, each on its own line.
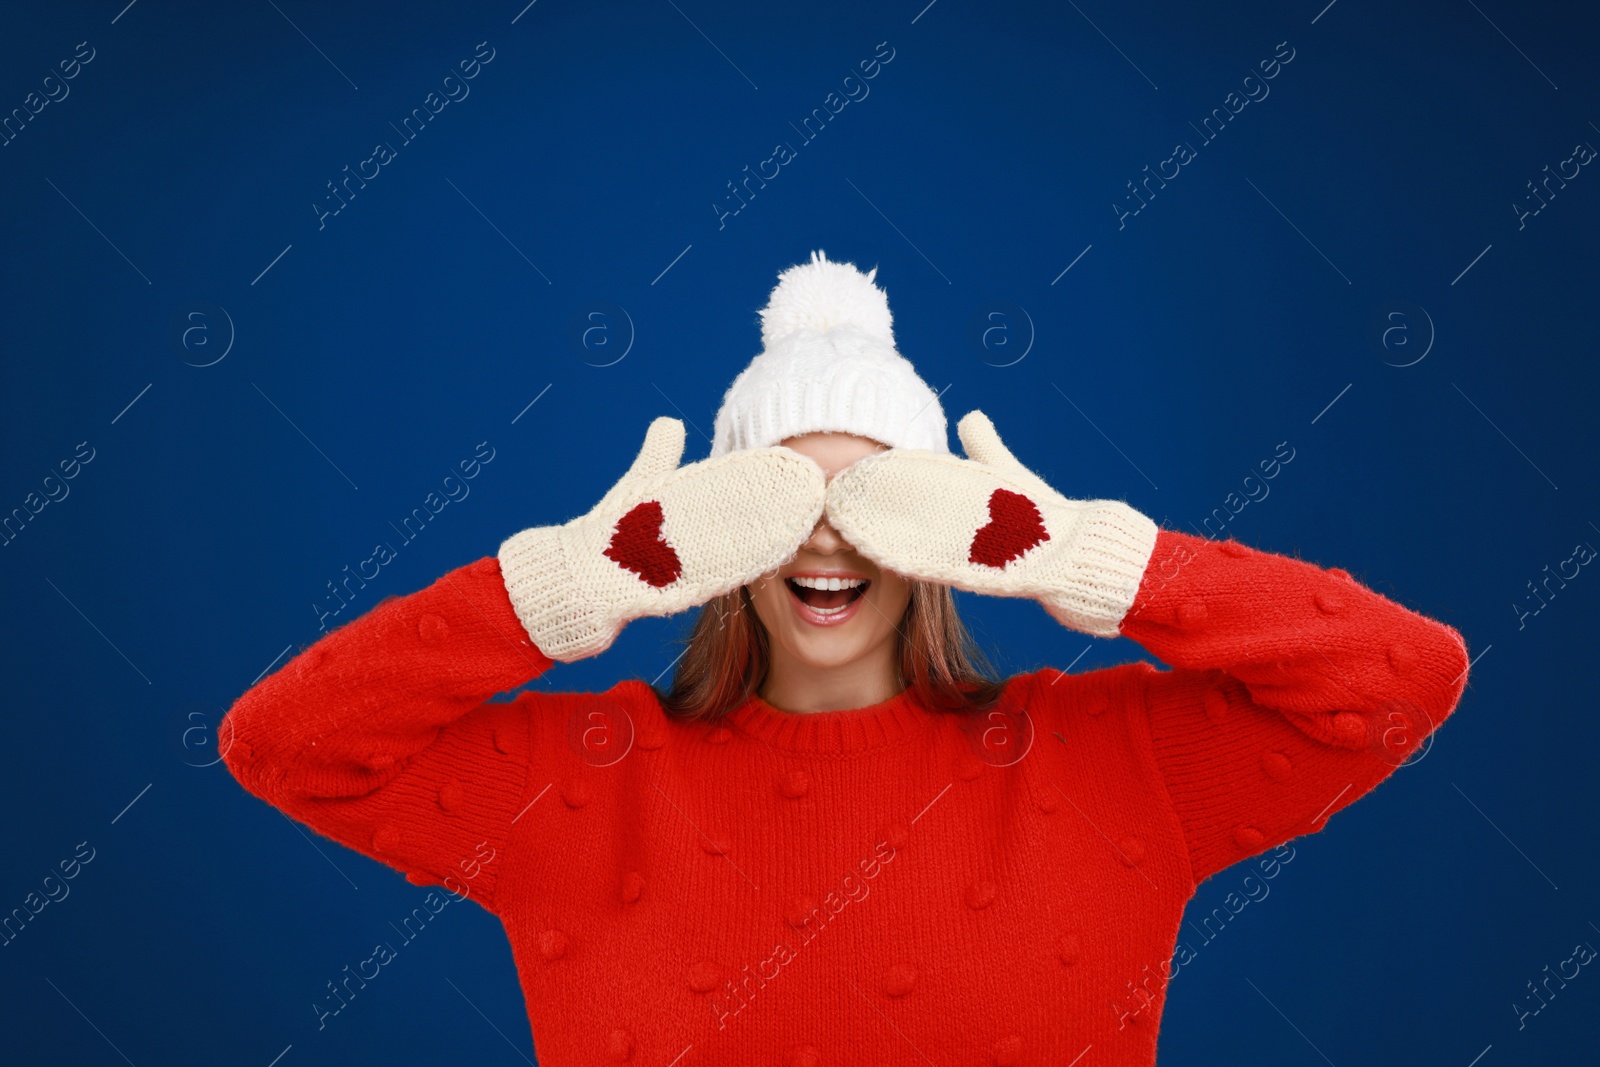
left=2, top=0, right=1596, bottom=1063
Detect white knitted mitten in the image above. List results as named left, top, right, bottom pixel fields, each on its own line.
left=824, top=410, right=1160, bottom=637
left=498, top=417, right=826, bottom=662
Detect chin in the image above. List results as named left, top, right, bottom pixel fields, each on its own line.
left=784, top=632, right=879, bottom=671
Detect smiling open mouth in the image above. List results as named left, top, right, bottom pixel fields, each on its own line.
left=784, top=577, right=870, bottom=616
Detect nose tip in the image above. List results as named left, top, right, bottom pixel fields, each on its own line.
left=805, top=514, right=846, bottom=551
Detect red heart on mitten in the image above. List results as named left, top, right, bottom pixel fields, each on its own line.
left=604, top=501, right=683, bottom=586
left=968, top=488, right=1050, bottom=568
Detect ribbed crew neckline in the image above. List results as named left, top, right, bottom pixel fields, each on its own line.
left=725, top=685, right=939, bottom=755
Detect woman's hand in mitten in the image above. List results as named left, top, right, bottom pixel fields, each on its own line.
left=498, top=417, right=826, bottom=662
left=823, top=411, right=1160, bottom=637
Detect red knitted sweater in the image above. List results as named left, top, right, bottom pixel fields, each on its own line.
left=221, top=529, right=1470, bottom=1066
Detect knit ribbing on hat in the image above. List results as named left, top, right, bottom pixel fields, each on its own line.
left=710, top=250, right=950, bottom=457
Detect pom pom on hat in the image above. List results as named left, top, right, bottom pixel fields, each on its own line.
left=759, top=251, right=894, bottom=350
left=710, top=250, right=950, bottom=458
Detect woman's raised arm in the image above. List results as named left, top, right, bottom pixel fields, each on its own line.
left=219, top=555, right=553, bottom=913
left=1116, top=528, right=1471, bottom=888
left=220, top=417, right=827, bottom=911
left=824, top=408, right=1472, bottom=890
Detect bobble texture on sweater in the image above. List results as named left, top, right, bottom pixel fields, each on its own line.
left=221, top=531, right=1470, bottom=1065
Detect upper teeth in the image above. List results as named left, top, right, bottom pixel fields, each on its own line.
left=793, top=576, right=864, bottom=591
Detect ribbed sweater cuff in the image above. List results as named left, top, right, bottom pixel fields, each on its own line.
left=1039, top=501, right=1160, bottom=638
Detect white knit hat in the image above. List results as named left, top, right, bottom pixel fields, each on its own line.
left=708, top=251, right=950, bottom=457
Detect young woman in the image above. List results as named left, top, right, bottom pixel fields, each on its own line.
left=221, top=252, right=1471, bottom=1066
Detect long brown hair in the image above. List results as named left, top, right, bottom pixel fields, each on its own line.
left=653, top=580, right=1009, bottom=721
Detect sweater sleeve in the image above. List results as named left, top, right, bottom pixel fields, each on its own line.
left=219, top=555, right=556, bottom=914
left=1114, top=529, right=1472, bottom=889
